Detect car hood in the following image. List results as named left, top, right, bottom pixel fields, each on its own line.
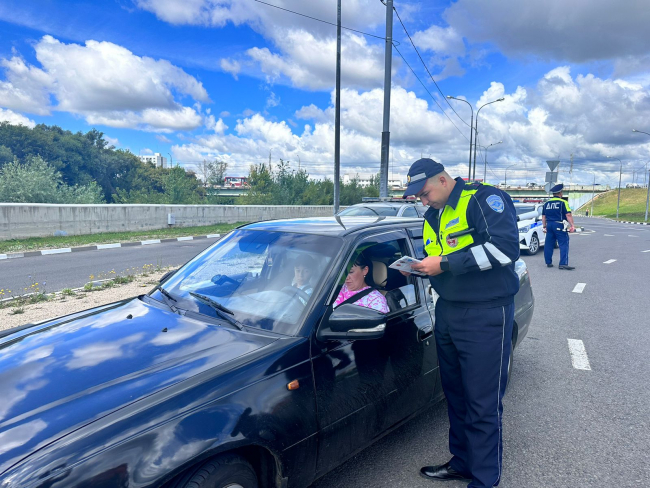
left=0, top=297, right=277, bottom=475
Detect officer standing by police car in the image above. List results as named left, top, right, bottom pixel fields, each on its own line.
left=402, top=159, right=520, bottom=488
left=542, top=183, right=576, bottom=270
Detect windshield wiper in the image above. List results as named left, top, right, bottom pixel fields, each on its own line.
left=189, top=292, right=244, bottom=331
left=153, top=285, right=180, bottom=313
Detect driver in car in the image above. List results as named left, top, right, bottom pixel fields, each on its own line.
left=291, top=254, right=315, bottom=299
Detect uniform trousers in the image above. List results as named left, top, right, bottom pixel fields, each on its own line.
left=434, top=298, right=514, bottom=488
left=544, top=221, right=569, bottom=266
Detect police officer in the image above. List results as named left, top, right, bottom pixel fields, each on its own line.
left=542, top=183, right=575, bottom=270
left=403, top=159, right=520, bottom=488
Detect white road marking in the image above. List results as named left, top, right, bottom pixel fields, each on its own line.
left=141, top=239, right=161, bottom=245
left=603, top=259, right=617, bottom=264
left=642, top=250, right=650, bottom=253
left=97, top=243, right=121, bottom=250
left=567, top=339, right=592, bottom=371
left=604, top=234, right=614, bottom=237
left=628, top=235, right=638, bottom=237
left=41, top=248, right=72, bottom=255
left=572, top=283, right=586, bottom=293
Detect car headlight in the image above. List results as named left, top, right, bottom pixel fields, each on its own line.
left=519, top=225, right=530, bottom=233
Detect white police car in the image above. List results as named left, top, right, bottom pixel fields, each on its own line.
left=515, top=203, right=545, bottom=255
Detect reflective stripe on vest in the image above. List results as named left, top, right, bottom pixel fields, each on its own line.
left=423, top=185, right=484, bottom=256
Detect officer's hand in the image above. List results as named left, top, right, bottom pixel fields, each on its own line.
left=542, top=227, right=547, bottom=233
left=411, top=256, right=444, bottom=276
left=569, top=226, right=575, bottom=233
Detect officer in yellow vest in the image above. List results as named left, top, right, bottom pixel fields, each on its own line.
left=542, top=184, right=575, bottom=270
left=403, top=159, right=520, bottom=488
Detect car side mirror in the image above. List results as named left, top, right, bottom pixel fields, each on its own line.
left=317, top=304, right=386, bottom=341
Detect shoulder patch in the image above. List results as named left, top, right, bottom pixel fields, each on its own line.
left=486, top=194, right=504, bottom=213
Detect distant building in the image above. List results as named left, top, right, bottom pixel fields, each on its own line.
left=139, top=153, right=167, bottom=168
left=224, top=176, right=248, bottom=188
left=343, top=173, right=404, bottom=188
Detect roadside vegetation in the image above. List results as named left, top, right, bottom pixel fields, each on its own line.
left=577, top=188, right=649, bottom=221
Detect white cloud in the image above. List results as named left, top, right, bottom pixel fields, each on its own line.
left=220, top=58, right=240, bottom=79
left=413, top=25, right=465, bottom=58
left=444, top=0, right=650, bottom=65
left=0, top=108, right=36, bottom=128
left=0, top=35, right=209, bottom=132
left=265, top=91, right=279, bottom=108
left=205, top=115, right=228, bottom=133
left=104, top=135, right=120, bottom=147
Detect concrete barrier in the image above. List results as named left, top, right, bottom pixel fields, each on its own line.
left=0, top=204, right=341, bottom=240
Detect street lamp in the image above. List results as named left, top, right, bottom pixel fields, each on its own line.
left=484, top=141, right=502, bottom=183
left=632, top=129, right=650, bottom=222
left=504, top=163, right=517, bottom=187
left=447, top=96, right=474, bottom=180
left=473, top=98, right=504, bottom=180
left=607, top=156, right=623, bottom=219
left=167, top=152, right=173, bottom=168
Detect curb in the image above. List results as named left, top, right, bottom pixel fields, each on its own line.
left=0, top=234, right=221, bottom=261
left=619, top=221, right=649, bottom=225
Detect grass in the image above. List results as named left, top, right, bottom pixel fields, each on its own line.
left=577, top=188, right=649, bottom=222
left=0, top=222, right=246, bottom=254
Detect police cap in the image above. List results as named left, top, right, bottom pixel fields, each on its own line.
left=550, top=183, right=564, bottom=194
left=403, top=158, right=445, bottom=197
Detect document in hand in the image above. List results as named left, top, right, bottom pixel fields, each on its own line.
left=389, top=256, right=428, bottom=276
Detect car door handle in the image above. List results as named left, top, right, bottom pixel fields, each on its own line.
left=418, top=325, right=433, bottom=342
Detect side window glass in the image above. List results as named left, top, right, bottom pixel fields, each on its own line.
left=332, top=238, right=420, bottom=314
left=402, top=206, right=418, bottom=218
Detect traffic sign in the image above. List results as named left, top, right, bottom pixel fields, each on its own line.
left=546, top=160, right=560, bottom=172
left=545, top=182, right=551, bottom=193
left=545, top=171, right=558, bottom=183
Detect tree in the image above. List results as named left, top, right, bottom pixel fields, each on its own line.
left=0, top=156, right=104, bottom=203
left=0, top=145, right=14, bottom=166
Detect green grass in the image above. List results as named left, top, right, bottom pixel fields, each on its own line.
left=577, top=188, right=649, bottom=222
left=0, top=222, right=246, bottom=254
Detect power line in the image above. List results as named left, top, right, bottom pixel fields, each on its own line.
left=393, top=43, right=469, bottom=143
left=392, top=5, right=470, bottom=128
left=252, top=0, right=386, bottom=40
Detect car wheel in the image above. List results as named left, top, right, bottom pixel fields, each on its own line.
left=527, top=234, right=540, bottom=255
left=175, top=454, right=258, bottom=488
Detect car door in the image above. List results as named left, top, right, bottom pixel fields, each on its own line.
left=311, top=229, right=437, bottom=475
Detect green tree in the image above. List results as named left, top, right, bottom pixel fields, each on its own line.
left=0, top=145, right=14, bottom=166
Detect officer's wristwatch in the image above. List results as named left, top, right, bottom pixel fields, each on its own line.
left=440, top=255, right=450, bottom=272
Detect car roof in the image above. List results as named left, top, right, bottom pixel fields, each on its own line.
left=239, top=216, right=423, bottom=237
left=348, top=202, right=417, bottom=208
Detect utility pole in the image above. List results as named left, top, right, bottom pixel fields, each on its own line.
left=268, top=150, right=272, bottom=172
left=646, top=167, right=650, bottom=222
left=333, top=0, right=342, bottom=214
left=379, top=0, right=394, bottom=198
left=591, top=173, right=595, bottom=217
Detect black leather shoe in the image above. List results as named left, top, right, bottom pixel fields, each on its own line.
left=559, top=265, right=575, bottom=270
left=419, top=462, right=470, bottom=482
left=546, top=263, right=554, bottom=267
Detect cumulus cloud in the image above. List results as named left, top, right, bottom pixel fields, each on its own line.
left=0, top=35, right=209, bottom=132
left=0, top=108, right=36, bottom=128
left=444, top=0, right=650, bottom=65
left=170, top=67, right=650, bottom=186
left=220, top=58, right=240, bottom=79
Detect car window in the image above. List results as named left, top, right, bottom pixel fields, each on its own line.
left=515, top=206, right=535, bottom=216
left=332, top=237, right=419, bottom=314
left=338, top=206, right=399, bottom=216
left=415, top=206, right=427, bottom=217
left=401, top=206, right=418, bottom=218
left=160, top=230, right=341, bottom=335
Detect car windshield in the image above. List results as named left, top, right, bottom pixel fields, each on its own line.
left=158, top=230, right=342, bottom=335
left=338, top=206, right=399, bottom=216
left=515, top=206, right=535, bottom=216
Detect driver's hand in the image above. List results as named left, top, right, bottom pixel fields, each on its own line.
left=399, top=271, right=411, bottom=276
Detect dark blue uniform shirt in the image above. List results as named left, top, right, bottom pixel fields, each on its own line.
left=542, top=197, right=571, bottom=222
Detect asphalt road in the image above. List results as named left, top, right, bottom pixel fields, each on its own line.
left=2, top=218, right=649, bottom=487
left=0, top=237, right=220, bottom=294
left=310, top=217, right=650, bottom=488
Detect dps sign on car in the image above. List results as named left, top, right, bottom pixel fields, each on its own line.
left=0, top=216, right=534, bottom=488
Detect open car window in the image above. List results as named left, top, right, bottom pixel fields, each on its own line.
left=160, top=230, right=342, bottom=335
left=331, top=236, right=419, bottom=315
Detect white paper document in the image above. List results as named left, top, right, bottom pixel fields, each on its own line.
left=389, top=256, right=428, bottom=276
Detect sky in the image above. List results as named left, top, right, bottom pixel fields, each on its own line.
left=1, top=0, right=650, bottom=187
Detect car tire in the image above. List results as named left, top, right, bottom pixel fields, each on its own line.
left=175, top=454, right=258, bottom=488
left=526, top=234, right=540, bottom=255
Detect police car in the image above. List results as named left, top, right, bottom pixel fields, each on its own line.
left=515, top=203, right=545, bottom=255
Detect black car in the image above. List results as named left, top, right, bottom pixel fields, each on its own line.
left=0, top=217, right=534, bottom=488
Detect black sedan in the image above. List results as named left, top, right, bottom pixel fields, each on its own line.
left=0, top=216, right=534, bottom=488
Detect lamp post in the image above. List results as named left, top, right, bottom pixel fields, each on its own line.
left=590, top=173, right=596, bottom=217
left=607, top=156, right=623, bottom=219
left=447, top=96, right=474, bottom=180
left=473, top=98, right=504, bottom=180
left=167, top=152, right=173, bottom=169
left=484, top=141, right=502, bottom=183
left=504, top=163, right=517, bottom=187
left=632, top=129, right=650, bottom=221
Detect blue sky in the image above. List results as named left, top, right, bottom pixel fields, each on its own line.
left=1, top=0, right=650, bottom=186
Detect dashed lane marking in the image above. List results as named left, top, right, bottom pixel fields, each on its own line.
left=642, top=250, right=650, bottom=253
left=567, top=339, right=592, bottom=371
left=572, top=283, right=586, bottom=293
left=628, top=235, right=638, bottom=237
left=603, top=259, right=617, bottom=264
left=604, top=234, right=614, bottom=237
